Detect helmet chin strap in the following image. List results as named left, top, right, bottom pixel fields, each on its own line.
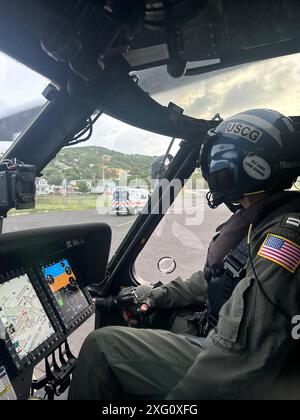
left=206, top=192, right=220, bottom=209
left=206, top=191, right=242, bottom=213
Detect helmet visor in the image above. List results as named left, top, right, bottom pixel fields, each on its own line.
left=207, top=167, right=233, bottom=192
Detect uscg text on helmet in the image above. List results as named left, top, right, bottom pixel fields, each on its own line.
left=225, top=122, right=263, bottom=143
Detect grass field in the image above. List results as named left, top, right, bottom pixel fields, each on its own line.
left=8, top=189, right=200, bottom=216
left=9, top=194, right=100, bottom=216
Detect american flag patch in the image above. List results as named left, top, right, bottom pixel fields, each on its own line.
left=258, top=234, right=300, bottom=273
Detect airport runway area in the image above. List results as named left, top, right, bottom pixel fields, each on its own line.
left=4, top=201, right=230, bottom=256
left=3, top=203, right=231, bottom=376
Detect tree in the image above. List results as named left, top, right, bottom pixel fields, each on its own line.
left=65, top=168, right=81, bottom=180
left=77, top=181, right=90, bottom=194
left=43, top=168, right=64, bottom=186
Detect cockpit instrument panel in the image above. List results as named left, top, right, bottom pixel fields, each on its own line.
left=41, top=258, right=92, bottom=331
left=0, top=269, right=60, bottom=372
left=0, top=223, right=111, bottom=398
left=0, top=274, right=55, bottom=358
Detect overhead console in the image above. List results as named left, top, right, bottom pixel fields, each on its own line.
left=0, top=223, right=111, bottom=399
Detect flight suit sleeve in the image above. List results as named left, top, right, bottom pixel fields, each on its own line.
left=166, top=218, right=300, bottom=400
left=149, top=271, right=208, bottom=309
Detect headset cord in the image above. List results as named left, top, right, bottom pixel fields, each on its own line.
left=247, top=219, right=293, bottom=325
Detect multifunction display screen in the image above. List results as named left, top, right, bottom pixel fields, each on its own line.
left=42, top=259, right=89, bottom=325
left=0, top=275, right=55, bottom=359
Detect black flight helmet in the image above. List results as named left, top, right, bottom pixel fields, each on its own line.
left=200, top=109, right=300, bottom=209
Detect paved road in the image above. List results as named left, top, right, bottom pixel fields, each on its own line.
left=3, top=210, right=136, bottom=256
left=3, top=203, right=231, bottom=381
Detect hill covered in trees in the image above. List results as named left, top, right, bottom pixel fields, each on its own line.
left=43, top=146, right=156, bottom=186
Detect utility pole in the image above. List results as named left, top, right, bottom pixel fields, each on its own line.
left=101, top=155, right=111, bottom=192
left=102, top=165, right=105, bottom=191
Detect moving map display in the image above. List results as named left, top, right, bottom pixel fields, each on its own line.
left=42, top=259, right=89, bottom=325
left=0, top=275, right=55, bottom=359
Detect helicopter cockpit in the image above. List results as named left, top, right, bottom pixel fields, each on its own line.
left=1, top=0, right=300, bottom=400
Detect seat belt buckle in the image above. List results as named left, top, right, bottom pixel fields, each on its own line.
left=223, top=254, right=246, bottom=279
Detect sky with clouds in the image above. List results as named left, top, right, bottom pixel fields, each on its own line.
left=1, top=51, right=300, bottom=156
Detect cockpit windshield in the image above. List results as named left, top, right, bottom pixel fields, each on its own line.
left=0, top=52, right=49, bottom=152
left=1, top=50, right=300, bottom=243
left=135, top=52, right=300, bottom=120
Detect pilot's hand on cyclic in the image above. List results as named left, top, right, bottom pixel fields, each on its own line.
left=121, top=297, right=154, bottom=326
left=122, top=302, right=154, bottom=326
left=116, top=285, right=156, bottom=325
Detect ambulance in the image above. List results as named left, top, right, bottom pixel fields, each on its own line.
left=111, top=187, right=150, bottom=215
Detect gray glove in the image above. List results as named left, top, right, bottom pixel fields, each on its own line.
left=116, top=284, right=156, bottom=316
left=134, top=284, right=157, bottom=312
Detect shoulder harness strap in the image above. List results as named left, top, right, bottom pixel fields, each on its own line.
left=207, top=194, right=300, bottom=331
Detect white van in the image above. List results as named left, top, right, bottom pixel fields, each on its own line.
left=111, top=187, right=150, bottom=215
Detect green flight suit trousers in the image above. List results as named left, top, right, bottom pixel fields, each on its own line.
left=68, top=326, right=202, bottom=400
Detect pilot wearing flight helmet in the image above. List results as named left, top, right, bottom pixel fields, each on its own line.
left=69, top=109, right=300, bottom=400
